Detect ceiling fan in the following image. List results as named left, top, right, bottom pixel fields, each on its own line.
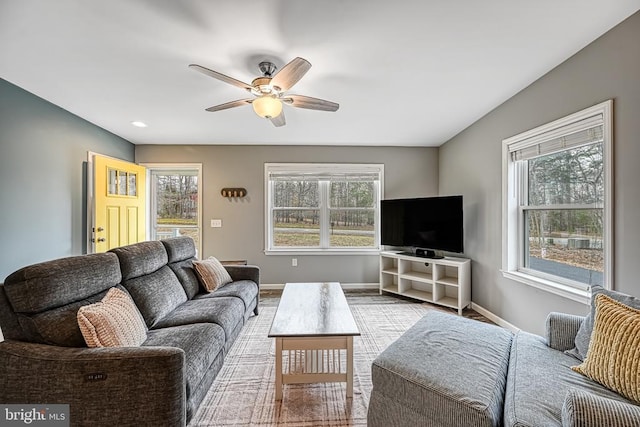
left=189, top=57, right=339, bottom=127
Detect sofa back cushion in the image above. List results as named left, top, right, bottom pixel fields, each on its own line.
left=162, top=236, right=200, bottom=299
left=110, top=240, right=168, bottom=280
left=122, top=266, right=188, bottom=327
left=110, top=240, right=187, bottom=327
left=2, top=253, right=122, bottom=346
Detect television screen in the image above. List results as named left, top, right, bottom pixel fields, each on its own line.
left=381, top=195, right=463, bottom=254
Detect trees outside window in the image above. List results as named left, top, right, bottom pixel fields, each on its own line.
left=147, top=165, right=202, bottom=256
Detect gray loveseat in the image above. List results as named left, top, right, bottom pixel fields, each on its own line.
left=368, top=292, right=640, bottom=426
left=0, top=236, right=259, bottom=426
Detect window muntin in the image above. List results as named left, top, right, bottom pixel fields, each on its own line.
left=266, top=164, right=383, bottom=253
left=502, top=101, right=612, bottom=301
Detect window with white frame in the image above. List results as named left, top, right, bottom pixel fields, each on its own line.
left=265, top=163, right=383, bottom=253
left=502, top=101, right=612, bottom=302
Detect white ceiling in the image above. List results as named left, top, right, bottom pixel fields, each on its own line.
left=1, top=1, right=638, bottom=147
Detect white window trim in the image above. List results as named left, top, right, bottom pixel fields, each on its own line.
left=501, top=101, right=613, bottom=305
left=142, top=163, right=203, bottom=258
left=264, top=163, right=384, bottom=255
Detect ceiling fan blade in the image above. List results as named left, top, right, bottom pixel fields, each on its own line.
left=269, top=110, right=286, bottom=127
left=205, top=99, right=253, bottom=112
left=270, top=57, right=311, bottom=91
left=283, top=94, right=339, bottom=112
left=189, top=64, right=253, bottom=92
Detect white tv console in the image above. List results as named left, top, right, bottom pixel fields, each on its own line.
left=379, top=251, right=471, bottom=315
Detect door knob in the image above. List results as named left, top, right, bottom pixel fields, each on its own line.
left=97, top=227, right=104, bottom=232
left=97, top=238, right=106, bottom=242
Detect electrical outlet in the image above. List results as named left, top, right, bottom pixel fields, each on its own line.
left=211, top=219, right=222, bottom=228
left=292, top=258, right=297, bottom=267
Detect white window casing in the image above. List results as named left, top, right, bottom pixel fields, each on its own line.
left=264, top=163, right=384, bottom=255
left=501, top=101, right=613, bottom=304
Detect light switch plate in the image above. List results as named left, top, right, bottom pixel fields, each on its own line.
left=211, top=219, right=222, bottom=228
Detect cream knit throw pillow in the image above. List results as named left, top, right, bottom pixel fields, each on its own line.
left=193, top=257, right=232, bottom=292
left=572, top=294, right=640, bottom=404
left=77, top=288, right=147, bottom=348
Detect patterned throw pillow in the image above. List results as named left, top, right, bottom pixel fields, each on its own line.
left=567, top=285, right=640, bottom=361
left=192, top=257, right=232, bottom=292
left=77, top=287, right=147, bottom=347
left=572, top=294, right=640, bottom=404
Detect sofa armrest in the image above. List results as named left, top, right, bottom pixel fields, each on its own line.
left=562, top=389, right=640, bottom=427
left=545, top=312, right=585, bottom=351
left=225, top=265, right=260, bottom=314
left=0, top=340, right=186, bottom=427
left=225, top=264, right=259, bottom=284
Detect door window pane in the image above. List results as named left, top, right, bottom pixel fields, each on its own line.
left=151, top=170, right=200, bottom=252
left=128, top=173, right=137, bottom=196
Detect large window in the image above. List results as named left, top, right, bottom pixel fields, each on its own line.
left=502, top=101, right=612, bottom=302
left=265, top=163, right=383, bottom=254
left=145, top=164, right=202, bottom=257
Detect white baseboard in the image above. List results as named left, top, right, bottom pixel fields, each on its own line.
left=261, top=283, right=379, bottom=291
left=471, top=302, right=520, bottom=332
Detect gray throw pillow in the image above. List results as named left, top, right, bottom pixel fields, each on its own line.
left=566, top=285, right=640, bottom=361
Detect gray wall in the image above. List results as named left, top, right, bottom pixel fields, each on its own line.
left=0, top=79, right=135, bottom=280
left=135, top=145, right=438, bottom=284
left=438, top=11, right=640, bottom=334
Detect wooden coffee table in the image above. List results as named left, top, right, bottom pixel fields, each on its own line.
left=268, top=282, right=360, bottom=400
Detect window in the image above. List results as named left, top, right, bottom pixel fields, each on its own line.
left=502, top=101, right=612, bottom=303
left=145, top=164, right=202, bottom=257
left=265, top=163, right=383, bottom=254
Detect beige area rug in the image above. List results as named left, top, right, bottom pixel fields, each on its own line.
left=189, top=294, right=486, bottom=426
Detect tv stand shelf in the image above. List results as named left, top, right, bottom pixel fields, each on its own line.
left=379, top=251, right=471, bottom=315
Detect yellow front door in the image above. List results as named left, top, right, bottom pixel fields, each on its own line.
left=93, top=155, right=146, bottom=252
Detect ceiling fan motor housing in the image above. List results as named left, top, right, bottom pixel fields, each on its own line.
left=258, top=61, right=277, bottom=77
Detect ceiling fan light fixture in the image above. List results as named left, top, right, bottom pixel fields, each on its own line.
left=252, top=96, right=282, bottom=119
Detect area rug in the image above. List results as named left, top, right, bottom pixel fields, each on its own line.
left=188, top=294, right=480, bottom=426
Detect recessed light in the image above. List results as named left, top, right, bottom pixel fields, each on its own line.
left=131, top=121, right=147, bottom=128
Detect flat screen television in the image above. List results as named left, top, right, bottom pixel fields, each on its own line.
left=381, top=195, right=463, bottom=258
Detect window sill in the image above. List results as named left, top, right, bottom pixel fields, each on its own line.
left=501, top=270, right=590, bottom=305
left=265, top=248, right=381, bottom=256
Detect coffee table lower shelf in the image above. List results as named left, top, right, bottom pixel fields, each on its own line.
left=274, top=335, right=354, bottom=400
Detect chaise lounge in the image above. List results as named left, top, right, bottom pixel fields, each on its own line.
left=368, top=286, right=640, bottom=426
left=0, top=236, right=259, bottom=426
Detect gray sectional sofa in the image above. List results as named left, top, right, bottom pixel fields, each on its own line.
left=368, top=298, right=640, bottom=426
left=0, top=236, right=259, bottom=426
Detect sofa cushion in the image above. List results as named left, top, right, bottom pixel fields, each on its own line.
left=13, top=287, right=119, bottom=346
left=504, top=330, right=635, bottom=427
left=572, top=294, right=640, bottom=404
left=3, top=252, right=121, bottom=313
left=568, top=285, right=640, bottom=361
left=562, top=389, right=640, bottom=427
left=153, top=297, right=245, bottom=341
left=370, top=311, right=513, bottom=427
left=143, top=323, right=225, bottom=399
left=193, top=280, right=258, bottom=312
left=167, top=259, right=201, bottom=300
left=77, top=288, right=148, bottom=348
left=110, top=240, right=168, bottom=281
left=161, top=236, right=196, bottom=263
left=193, top=258, right=232, bottom=292
left=122, top=266, right=187, bottom=328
